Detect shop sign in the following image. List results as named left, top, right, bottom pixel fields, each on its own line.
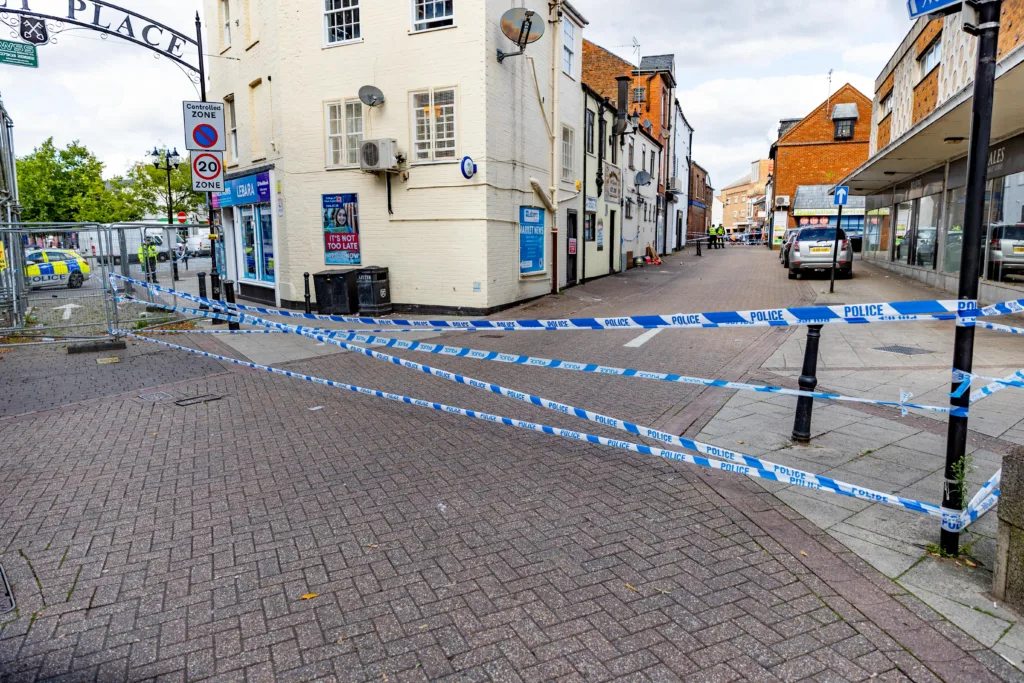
left=585, top=195, right=597, bottom=212
left=212, top=171, right=270, bottom=208
left=519, top=206, right=545, bottom=276
left=604, top=163, right=621, bottom=203
left=0, top=39, right=37, bottom=68
left=322, top=193, right=360, bottom=265
left=793, top=207, right=865, bottom=217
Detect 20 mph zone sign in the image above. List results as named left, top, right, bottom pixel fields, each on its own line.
left=192, top=152, right=224, bottom=192
left=183, top=101, right=225, bottom=152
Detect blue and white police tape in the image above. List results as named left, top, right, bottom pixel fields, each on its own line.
left=123, top=296, right=965, bottom=418
left=981, top=297, right=1024, bottom=318
left=955, top=368, right=1024, bottom=404
left=967, top=469, right=1001, bottom=513
left=976, top=320, right=1024, bottom=336
left=142, top=328, right=287, bottom=334
left=109, top=273, right=969, bottom=331
left=125, top=329, right=976, bottom=531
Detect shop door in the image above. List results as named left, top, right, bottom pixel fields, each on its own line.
left=609, top=211, right=617, bottom=272
left=566, top=211, right=578, bottom=286
left=676, top=212, right=683, bottom=249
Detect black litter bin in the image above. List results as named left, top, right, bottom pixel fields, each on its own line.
left=357, top=266, right=392, bottom=316
left=312, top=269, right=359, bottom=315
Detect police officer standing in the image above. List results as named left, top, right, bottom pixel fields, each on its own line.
left=138, top=238, right=158, bottom=284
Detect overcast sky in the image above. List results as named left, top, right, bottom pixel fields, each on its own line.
left=0, top=0, right=910, bottom=189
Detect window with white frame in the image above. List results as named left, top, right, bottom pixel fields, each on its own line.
left=221, top=0, right=231, bottom=46
left=562, top=20, right=575, bottom=76
left=411, top=88, right=457, bottom=161
left=225, top=96, right=238, bottom=162
left=325, top=0, right=360, bottom=45
left=325, top=100, right=363, bottom=166
left=880, top=92, right=893, bottom=118
left=413, top=0, right=454, bottom=32
left=561, top=125, right=574, bottom=180
left=920, top=39, right=941, bottom=77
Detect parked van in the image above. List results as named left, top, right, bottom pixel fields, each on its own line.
left=77, top=228, right=182, bottom=265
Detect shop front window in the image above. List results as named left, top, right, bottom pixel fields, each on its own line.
left=259, top=203, right=274, bottom=283
left=240, top=206, right=258, bottom=279
left=913, top=193, right=940, bottom=270
left=986, top=172, right=1024, bottom=283
left=864, top=193, right=892, bottom=260
left=894, top=201, right=913, bottom=265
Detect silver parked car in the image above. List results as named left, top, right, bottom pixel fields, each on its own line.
left=779, top=229, right=800, bottom=267
left=987, top=223, right=1024, bottom=281
left=788, top=227, right=854, bottom=280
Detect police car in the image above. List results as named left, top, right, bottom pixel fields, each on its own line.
left=24, top=249, right=92, bottom=289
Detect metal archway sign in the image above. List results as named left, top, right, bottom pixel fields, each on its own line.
left=0, top=0, right=204, bottom=86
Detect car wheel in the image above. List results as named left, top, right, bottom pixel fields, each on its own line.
left=67, top=272, right=84, bottom=289
left=113, top=256, right=121, bottom=266
left=788, top=268, right=797, bottom=280
left=157, top=252, right=168, bottom=262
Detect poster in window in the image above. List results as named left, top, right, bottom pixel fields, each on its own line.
left=596, top=218, right=604, bottom=251
left=519, top=206, right=545, bottom=276
left=322, top=193, right=360, bottom=265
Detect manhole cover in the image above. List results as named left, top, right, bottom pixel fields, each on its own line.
left=140, top=391, right=173, bottom=402
left=175, top=394, right=222, bottom=407
left=873, top=345, right=931, bottom=356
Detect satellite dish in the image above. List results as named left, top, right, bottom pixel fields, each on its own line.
left=635, top=171, right=652, bottom=187
left=358, top=85, right=385, bottom=107
left=500, top=8, right=544, bottom=47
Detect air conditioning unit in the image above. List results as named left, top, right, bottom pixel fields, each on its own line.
left=774, top=195, right=791, bottom=208
left=360, top=139, right=399, bottom=172
left=667, top=177, right=683, bottom=193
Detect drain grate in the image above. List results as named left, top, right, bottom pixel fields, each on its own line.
left=140, top=391, right=173, bottom=402
left=175, top=394, right=222, bottom=407
left=873, top=345, right=932, bottom=356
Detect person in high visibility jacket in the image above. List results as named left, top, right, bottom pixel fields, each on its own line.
left=718, top=225, right=727, bottom=248
left=138, top=239, right=158, bottom=283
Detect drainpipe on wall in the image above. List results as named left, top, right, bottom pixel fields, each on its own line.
left=548, top=1, right=562, bottom=294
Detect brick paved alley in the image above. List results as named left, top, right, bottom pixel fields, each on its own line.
left=2, top=246, right=1023, bottom=682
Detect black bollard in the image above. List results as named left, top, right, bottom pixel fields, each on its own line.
left=696, top=236, right=702, bottom=257
left=303, top=272, right=312, bottom=314
left=197, top=272, right=209, bottom=312
left=224, top=280, right=240, bottom=331
left=210, top=271, right=224, bottom=325
left=172, top=253, right=180, bottom=282
left=792, top=324, right=823, bottom=443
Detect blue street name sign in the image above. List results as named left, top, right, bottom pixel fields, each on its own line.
left=834, top=186, right=850, bottom=206
left=907, top=0, right=961, bottom=19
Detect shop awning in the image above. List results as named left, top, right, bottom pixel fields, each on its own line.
left=841, top=45, right=1024, bottom=194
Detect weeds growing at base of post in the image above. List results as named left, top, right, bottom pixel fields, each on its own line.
left=951, top=452, right=976, bottom=511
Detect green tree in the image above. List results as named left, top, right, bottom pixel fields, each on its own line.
left=127, top=153, right=207, bottom=223
left=15, top=138, right=149, bottom=223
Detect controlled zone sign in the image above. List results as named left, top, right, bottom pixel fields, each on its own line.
left=182, top=101, right=225, bottom=152
left=192, top=152, right=224, bottom=192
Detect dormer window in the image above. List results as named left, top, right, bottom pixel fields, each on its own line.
left=834, top=119, right=854, bottom=140
left=831, top=103, right=859, bottom=141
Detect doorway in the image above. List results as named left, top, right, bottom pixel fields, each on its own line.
left=609, top=210, right=617, bottom=272
left=676, top=211, right=683, bottom=250
left=566, top=210, right=578, bottom=286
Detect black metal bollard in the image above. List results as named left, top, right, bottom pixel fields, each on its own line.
left=224, top=280, right=240, bottom=331
left=696, top=237, right=702, bottom=257
left=172, top=253, right=180, bottom=281
left=197, top=272, right=209, bottom=312
left=303, top=272, right=312, bottom=314
left=792, top=324, right=823, bottom=443
left=210, top=271, right=224, bottom=325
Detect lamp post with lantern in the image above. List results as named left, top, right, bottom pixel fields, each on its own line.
left=148, top=147, right=182, bottom=281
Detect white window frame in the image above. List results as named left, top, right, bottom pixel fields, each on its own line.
left=412, top=0, right=455, bottom=34
left=562, top=19, right=575, bottom=76
left=920, top=39, right=941, bottom=78
left=880, top=93, right=893, bottom=118
left=561, top=124, right=575, bottom=181
left=225, top=96, right=238, bottom=163
left=221, top=0, right=231, bottom=47
left=324, top=99, right=365, bottom=167
left=410, top=87, right=458, bottom=163
left=324, top=0, right=361, bottom=47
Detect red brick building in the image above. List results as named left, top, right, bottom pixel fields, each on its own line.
left=687, top=161, right=712, bottom=241
left=770, top=83, right=872, bottom=246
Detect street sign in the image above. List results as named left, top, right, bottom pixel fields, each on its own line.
left=0, top=39, right=37, bottom=68
left=906, top=0, right=961, bottom=19
left=182, top=101, right=225, bottom=152
left=191, top=151, right=224, bottom=192
left=833, top=186, right=849, bottom=206
left=177, top=211, right=188, bottom=224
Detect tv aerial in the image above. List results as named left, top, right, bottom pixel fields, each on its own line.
left=497, top=8, right=544, bottom=63
left=358, top=85, right=385, bottom=107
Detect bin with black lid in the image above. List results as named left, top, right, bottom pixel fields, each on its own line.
left=357, top=266, right=392, bottom=316
left=312, top=269, right=359, bottom=315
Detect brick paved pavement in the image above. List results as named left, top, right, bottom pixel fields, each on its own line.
left=1, top=246, right=1022, bottom=681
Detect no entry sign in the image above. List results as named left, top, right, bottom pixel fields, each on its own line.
left=183, top=101, right=225, bottom=152
left=177, top=211, right=188, bottom=224
left=192, top=151, right=224, bottom=192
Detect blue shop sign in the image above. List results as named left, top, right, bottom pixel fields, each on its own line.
left=213, top=171, right=271, bottom=209
left=519, top=206, right=546, bottom=276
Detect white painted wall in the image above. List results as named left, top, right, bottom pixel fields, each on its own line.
left=203, top=0, right=584, bottom=310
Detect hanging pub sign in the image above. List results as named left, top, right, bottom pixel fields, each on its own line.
left=19, top=16, right=48, bottom=45
left=603, top=162, right=621, bottom=203
left=322, top=193, right=360, bottom=265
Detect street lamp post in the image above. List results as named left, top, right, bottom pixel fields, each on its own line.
left=148, top=147, right=182, bottom=281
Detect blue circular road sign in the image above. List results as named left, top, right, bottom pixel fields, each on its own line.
left=193, top=124, right=219, bottom=149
